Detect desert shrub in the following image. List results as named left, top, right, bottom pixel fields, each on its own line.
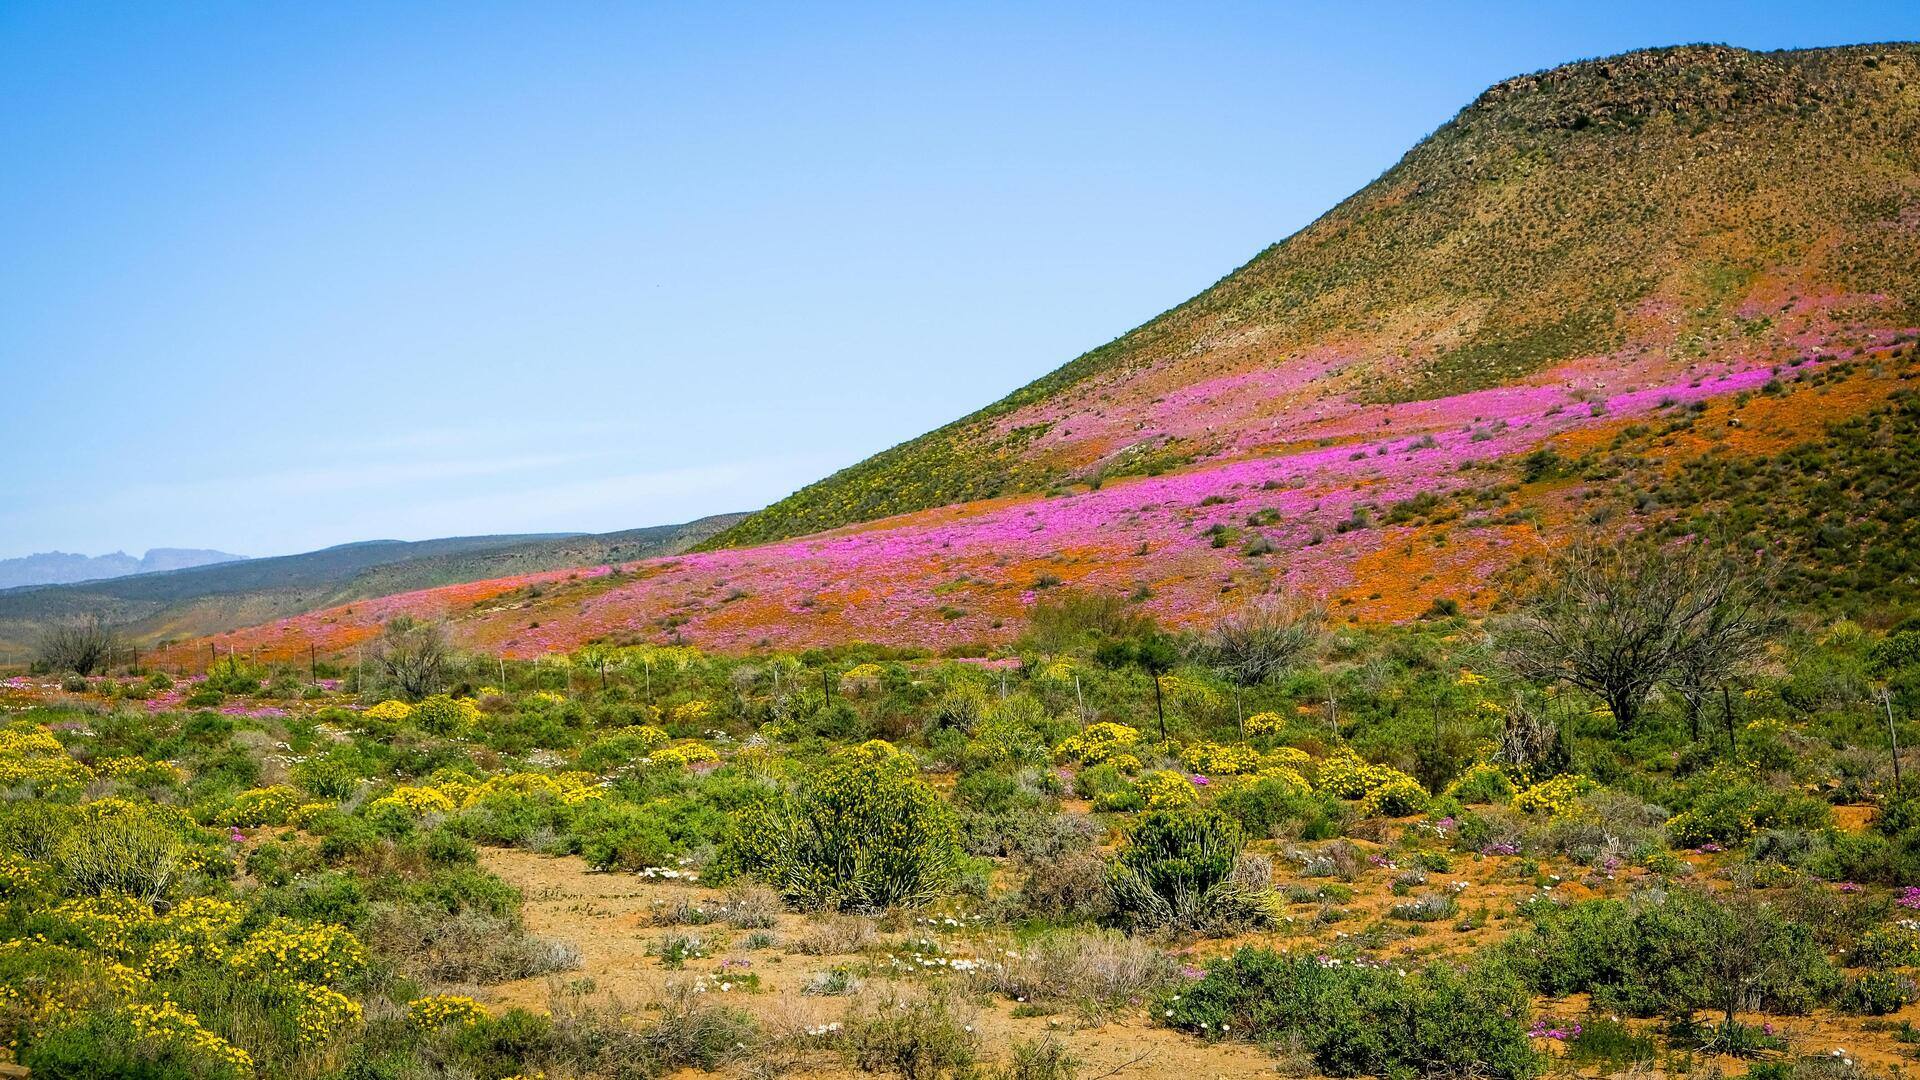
left=577, top=724, right=671, bottom=772
left=1842, top=970, right=1917, bottom=1015
left=842, top=987, right=979, bottom=1080
left=993, top=1036, right=1082, bottom=1080
left=202, top=654, right=265, bottom=695
left=976, top=928, right=1178, bottom=1010
left=963, top=808, right=1097, bottom=861
left=788, top=912, right=877, bottom=955
left=713, top=750, right=960, bottom=911
left=1852, top=924, right=1920, bottom=968
left=1564, top=1016, right=1656, bottom=1070
left=1161, top=948, right=1538, bottom=1079
left=1107, top=808, right=1264, bottom=932
left=1017, top=848, right=1112, bottom=922
left=1390, top=891, right=1460, bottom=922
left=367, top=904, right=577, bottom=983
left=54, top=806, right=186, bottom=903
left=635, top=986, right=756, bottom=1072
left=410, top=693, right=478, bottom=735
left=567, top=796, right=728, bottom=871
left=219, top=785, right=302, bottom=827
left=1215, top=776, right=1346, bottom=839
left=1510, top=889, right=1839, bottom=1021
left=717, top=883, right=784, bottom=928
left=1666, top=767, right=1831, bottom=848
left=1447, top=761, right=1518, bottom=804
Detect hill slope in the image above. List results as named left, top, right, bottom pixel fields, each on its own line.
left=152, top=43, right=1920, bottom=664
left=708, top=43, right=1920, bottom=549
left=0, top=516, right=741, bottom=663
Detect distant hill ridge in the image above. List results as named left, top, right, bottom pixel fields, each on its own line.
left=0, top=547, right=245, bottom=590
left=0, top=515, right=743, bottom=662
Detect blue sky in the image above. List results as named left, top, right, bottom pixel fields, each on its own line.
left=4, top=2, right=1916, bottom=560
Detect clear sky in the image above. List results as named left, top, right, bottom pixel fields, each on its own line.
left=4, top=2, right=1916, bottom=560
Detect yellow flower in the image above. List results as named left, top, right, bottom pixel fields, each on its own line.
left=364, top=699, right=414, bottom=721
left=407, top=993, right=488, bottom=1030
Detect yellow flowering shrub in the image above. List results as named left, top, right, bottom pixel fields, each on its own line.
left=1156, top=674, right=1221, bottom=712
left=221, top=785, right=303, bottom=827
left=1039, top=658, right=1077, bottom=683
left=228, top=919, right=367, bottom=987
left=1314, top=748, right=1384, bottom=798
left=839, top=739, right=901, bottom=764
left=368, top=784, right=458, bottom=819
left=1178, top=741, right=1262, bottom=776
left=289, top=801, right=336, bottom=828
left=527, top=690, right=568, bottom=708
left=1511, top=773, right=1594, bottom=817
left=1052, top=722, right=1142, bottom=766
left=281, top=981, right=363, bottom=1046
left=839, top=663, right=886, bottom=694
left=968, top=713, right=1044, bottom=764
left=1244, top=711, right=1288, bottom=737
left=363, top=699, right=413, bottom=722
left=1136, top=770, right=1200, bottom=810
left=1445, top=761, right=1517, bottom=804
left=0, top=725, right=89, bottom=793
left=671, top=699, right=714, bottom=723
left=1261, top=746, right=1312, bottom=770
left=91, top=756, right=183, bottom=785
left=124, top=999, right=254, bottom=1074
left=458, top=771, right=605, bottom=807
left=1251, top=764, right=1312, bottom=792
left=0, top=850, right=49, bottom=899
left=1358, top=773, right=1431, bottom=817
left=650, top=741, right=722, bottom=769
left=411, top=694, right=480, bottom=735
left=407, top=993, right=488, bottom=1030
left=46, top=893, right=156, bottom=959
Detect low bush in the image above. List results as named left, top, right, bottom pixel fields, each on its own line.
left=1161, top=948, right=1538, bottom=1079
left=842, top=987, right=979, bottom=1080
left=1107, top=808, right=1266, bottom=932
left=713, top=749, right=961, bottom=912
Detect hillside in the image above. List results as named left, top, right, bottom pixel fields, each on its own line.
left=707, top=43, right=1920, bottom=548
left=0, top=547, right=244, bottom=589
left=153, top=42, right=1920, bottom=665
left=0, top=515, right=741, bottom=663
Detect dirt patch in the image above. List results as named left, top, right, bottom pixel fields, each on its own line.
left=479, top=847, right=1287, bottom=1078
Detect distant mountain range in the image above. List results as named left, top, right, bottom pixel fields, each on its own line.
left=0, top=515, right=742, bottom=663
left=0, top=548, right=246, bottom=590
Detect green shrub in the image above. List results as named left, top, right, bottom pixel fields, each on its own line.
left=713, top=750, right=960, bottom=911
left=1161, top=948, right=1538, bottom=1079
left=842, top=988, right=978, bottom=1080
left=1843, top=970, right=1917, bottom=1015
left=1509, top=890, right=1839, bottom=1020
left=1106, top=808, right=1261, bottom=932
left=54, top=808, right=186, bottom=902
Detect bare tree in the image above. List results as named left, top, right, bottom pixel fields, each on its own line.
left=1666, top=581, right=1779, bottom=741
left=1206, top=595, right=1327, bottom=687
left=1494, top=540, right=1775, bottom=734
left=363, top=616, right=450, bottom=699
left=36, top=614, right=121, bottom=676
